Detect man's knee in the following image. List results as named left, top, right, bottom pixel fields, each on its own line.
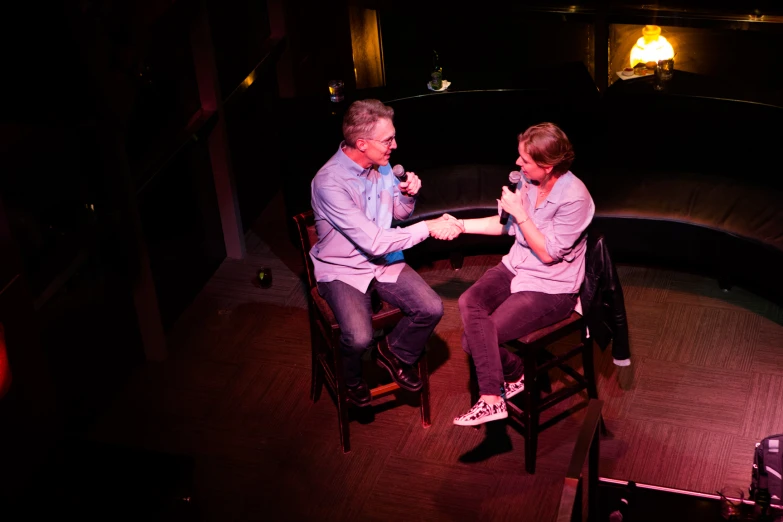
left=340, top=327, right=374, bottom=354
left=417, top=295, right=444, bottom=325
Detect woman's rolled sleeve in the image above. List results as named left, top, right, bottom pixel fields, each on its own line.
left=544, top=198, right=595, bottom=262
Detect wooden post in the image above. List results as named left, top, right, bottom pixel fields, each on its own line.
left=101, top=128, right=170, bottom=362
left=268, top=0, right=295, bottom=98
left=594, top=2, right=609, bottom=93
left=190, top=0, right=246, bottom=259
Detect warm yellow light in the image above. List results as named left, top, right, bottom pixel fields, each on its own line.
left=630, top=25, right=674, bottom=67
left=241, top=71, right=256, bottom=90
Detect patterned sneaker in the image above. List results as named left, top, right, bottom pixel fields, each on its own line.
left=453, top=399, right=508, bottom=427
left=503, top=375, right=525, bottom=400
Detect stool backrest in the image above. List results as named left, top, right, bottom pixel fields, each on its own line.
left=293, top=210, right=318, bottom=290
left=579, top=230, right=609, bottom=312
left=582, top=230, right=613, bottom=294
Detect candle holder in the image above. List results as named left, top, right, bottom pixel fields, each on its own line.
left=253, top=267, right=273, bottom=289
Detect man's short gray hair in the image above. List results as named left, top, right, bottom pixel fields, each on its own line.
left=343, top=99, right=395, bottom=148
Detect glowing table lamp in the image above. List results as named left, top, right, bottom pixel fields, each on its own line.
left=630, top=25, right=674, bottom=67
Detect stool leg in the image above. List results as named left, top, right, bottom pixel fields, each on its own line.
left=468, top=356, right=481, bottom=430
left=418, top=355, right=431, bottom=428
left=581, top=336, right=607, bottom=435
left=523, top=388, right=540, bottom=474
left=524, top=346, right=540, bottom=474
left=336, top=390, right=351, bottom=453
left=333, top=342, right=351, bottom=453
left=582, top=337, right=599, bottom=400
left=309, top=313, right=324, bottom=402
left=537, top=350, right=553, bottom=394
left=311, top=358, right=324, bottom=402
left=468, top=356, right=479, bottom=406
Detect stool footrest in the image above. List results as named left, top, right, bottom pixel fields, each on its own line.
left=539, top=384, right=587, bottom=412
left=536, top=344, right=585, bottom=373
left=370, top=382, right=400, bottom=399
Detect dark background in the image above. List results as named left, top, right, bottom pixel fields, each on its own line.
left=2, top=0, right=783, bottom=508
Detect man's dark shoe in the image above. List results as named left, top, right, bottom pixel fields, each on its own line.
left=345, top=380, right=372, bottom=407
left=376, top=339, right=422, bottom=392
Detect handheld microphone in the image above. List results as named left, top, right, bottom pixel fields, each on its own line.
left=393, top=164, right=411, bottom=196
left=392, top=164, right=407, bottom=182
left=499, top=171, right=522, bottom=225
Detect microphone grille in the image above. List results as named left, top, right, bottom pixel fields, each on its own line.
left=392, top=164, right=405, bottom=178
left=509, top=171, right=522, bottom=183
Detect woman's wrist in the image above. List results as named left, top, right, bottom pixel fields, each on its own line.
left=516, top=213, right=530, bottom=225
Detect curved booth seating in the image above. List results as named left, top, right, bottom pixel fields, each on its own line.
left=389, top=80, right=783, bottom=305
left=398, top=161, right=783, bottom=305
left=595, top=78, right=783, bottom=302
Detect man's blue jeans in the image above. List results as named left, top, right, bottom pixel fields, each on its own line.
left=317, top=265, right=444, bottom=387
left=458, top=263, right=577, bottom=397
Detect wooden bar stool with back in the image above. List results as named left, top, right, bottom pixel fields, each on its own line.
left=468, top=231, right=619, bottom=473
left=294, top=210, right=432, bottom=453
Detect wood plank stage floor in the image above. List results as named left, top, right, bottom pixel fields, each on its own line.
left=88, top=192, right=783, bottom=521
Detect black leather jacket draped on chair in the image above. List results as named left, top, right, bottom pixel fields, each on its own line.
left=579, top=232, right=631, bottom=362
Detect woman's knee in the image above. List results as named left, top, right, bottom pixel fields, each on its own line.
left=458, top=287, right=482, bottom=315
left=461, top=332, right=472, bottom=355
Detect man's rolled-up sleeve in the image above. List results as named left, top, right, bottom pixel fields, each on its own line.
left=393, top=191, right=417, bottom=221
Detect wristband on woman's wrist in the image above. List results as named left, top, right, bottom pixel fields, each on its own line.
left=518, top=215, right=530, bottom=225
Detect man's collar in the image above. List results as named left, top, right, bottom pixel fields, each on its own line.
left=337, top=141, right=370, bottom=177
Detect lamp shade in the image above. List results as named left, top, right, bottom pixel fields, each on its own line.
left=630, top=25, right=674, bottom=67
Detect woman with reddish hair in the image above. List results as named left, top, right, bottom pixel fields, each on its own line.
left=450, top=122, right=595, bottom=426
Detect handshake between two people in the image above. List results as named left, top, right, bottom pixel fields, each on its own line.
left=422, top=178, right=530, bottom=241
left=425, top=213, right=464, bottom=241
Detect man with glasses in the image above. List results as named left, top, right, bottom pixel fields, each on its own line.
left=310, top=99, right=460, bottom=406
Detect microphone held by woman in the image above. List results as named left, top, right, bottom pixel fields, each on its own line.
left=499, top=171, right=522, bottom=225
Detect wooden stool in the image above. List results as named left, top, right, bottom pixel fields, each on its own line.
left=294, top=210, right=431, bottom=453
left=469, top=311, right=601, bottom=473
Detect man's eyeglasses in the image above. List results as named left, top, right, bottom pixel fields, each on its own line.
left=364, top=135, right=396, bottom=148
